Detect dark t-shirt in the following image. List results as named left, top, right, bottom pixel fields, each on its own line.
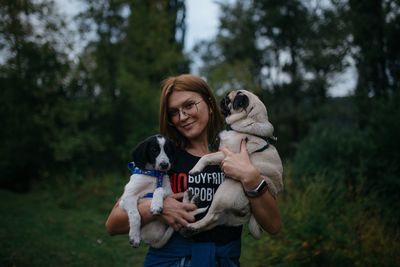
left=169, top=147, right=242, bottom=244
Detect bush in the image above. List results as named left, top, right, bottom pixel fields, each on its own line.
left=255, top=169, right=400, bottom=267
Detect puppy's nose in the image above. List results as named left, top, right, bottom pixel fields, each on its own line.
left=160, top=162, right=169, bottom=170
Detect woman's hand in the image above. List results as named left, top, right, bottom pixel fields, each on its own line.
left=220, top=139, right=282, bottom=234
left=156, top=192, right=197, bottom=231
left=220, top=139, right=262, bottom=189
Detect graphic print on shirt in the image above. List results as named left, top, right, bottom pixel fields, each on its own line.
left=167, top=146, right=242, bottom=243
left=169, top=170, right=225, bottom=209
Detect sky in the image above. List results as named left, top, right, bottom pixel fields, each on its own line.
left=56, top=0, right=220, bottom=74
left=185, top=0, right=219, bottom=52
left=56, top=0, right=220, bottom=54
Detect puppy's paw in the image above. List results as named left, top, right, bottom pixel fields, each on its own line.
left=150, top=205, right=163, bottom=215
left=128, top=232, right=141, bottom=248
left=129, top=238, right=140, bottom=248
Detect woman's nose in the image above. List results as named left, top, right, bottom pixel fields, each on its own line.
left=179, top=109, right=189, bottom=120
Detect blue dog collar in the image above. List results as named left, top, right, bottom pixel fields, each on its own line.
left=127, top=162, right=165, bottom=188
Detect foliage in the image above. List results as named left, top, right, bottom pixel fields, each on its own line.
left=2, top=169, right=399, bottom=266
left=0, top=174, right=148, bottom=267
left=292, top=96, right=400, bottom=223
left=239, top=165, right=399, bottom=267
left=0, top=0, right=399, bottom=265
left=0, top=0, right=189, bottom=190
left=0, top=0, right=71, bottom=191
left=196, top=0, right=350, bottom=157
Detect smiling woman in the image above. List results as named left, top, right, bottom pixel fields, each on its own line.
left=159, top=74, right=224, bottom=151
left=106, top=74, right=281, bottom=267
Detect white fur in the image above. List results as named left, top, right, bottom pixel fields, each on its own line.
left=120, top=173, right=173, bottom=247
left=119, top=136, right=206, bottom=248
left=119, top=136, right=174, bottom=248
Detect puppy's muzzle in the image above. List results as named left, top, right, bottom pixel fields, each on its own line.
left=159, top=161, right=170, bottom=171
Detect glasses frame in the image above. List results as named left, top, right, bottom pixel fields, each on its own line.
left=167, top=99, right=204, bottom=124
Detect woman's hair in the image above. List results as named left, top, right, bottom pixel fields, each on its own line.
left=159, top=74, right=224, bottom=149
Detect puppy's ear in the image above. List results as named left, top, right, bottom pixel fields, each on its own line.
left=220, top=94, right=231, bottom=117
left=164, top=137, right=176, bottom=169
left=131, top=138, right=149, bottom=170
left=232, top=93, right=249, bottom=110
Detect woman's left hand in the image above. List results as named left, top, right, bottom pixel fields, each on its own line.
left=220, top=139, right=260, bottom=186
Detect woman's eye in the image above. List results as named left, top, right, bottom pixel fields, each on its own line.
left=183, top=102, right=195, bottom=110
left=169, top=109, right=179, bottom=116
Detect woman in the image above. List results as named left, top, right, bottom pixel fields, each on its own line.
left=106, top=74, right=281, bottom=267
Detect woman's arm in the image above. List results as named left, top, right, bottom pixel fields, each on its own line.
left=220, top=141, right=281, bottom=234
left=105, top=193, right=198, bottom=235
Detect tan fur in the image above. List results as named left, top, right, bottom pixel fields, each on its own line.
left=186, top=90, right=283, bottom=238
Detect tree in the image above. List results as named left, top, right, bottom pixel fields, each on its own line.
left=73, top=0, right=189, bottom=170
left=196, top=0, right=348, bottom=156
left=0, top=0, right=71, bottom=191
left=340, top=0, right=400, bottom=125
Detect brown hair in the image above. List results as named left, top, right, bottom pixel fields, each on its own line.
left=159, top=74, right=224, bottom=149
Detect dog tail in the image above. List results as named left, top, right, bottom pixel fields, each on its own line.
left=248, top=215, right=262, bottom=239
left=151, top=227, right=175, bottom=248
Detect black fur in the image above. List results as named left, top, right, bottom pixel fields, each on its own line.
left=220, top=94, right=231, bottom=117
left=232, top=91, right=249, bottom=110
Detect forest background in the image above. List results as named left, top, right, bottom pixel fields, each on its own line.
left=1, top=0, right=399, bottom=266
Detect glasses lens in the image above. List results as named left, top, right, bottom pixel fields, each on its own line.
left=168, top=100, right=202, bottom=123
left=183, top=102, right=196, bottom=115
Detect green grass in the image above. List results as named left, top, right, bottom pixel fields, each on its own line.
left=0, top=174, right=281, bottom=267
left=0, top=175, right=148, bottom=267
left=1, top=172, right=399, bottom=267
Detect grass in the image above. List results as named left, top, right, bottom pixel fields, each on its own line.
left=0, top=173, right=282, bottom=267
left=1, top=172, right=399, bottom=266
left=0, top=174, right=148, bottom=267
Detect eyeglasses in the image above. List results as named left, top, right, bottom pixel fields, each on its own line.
left=168, top=99, right=204, bottom=122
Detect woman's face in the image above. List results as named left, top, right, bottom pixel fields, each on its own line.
left=168, top=90, right=210, bottom=143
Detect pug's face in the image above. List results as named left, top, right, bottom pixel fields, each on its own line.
left=220, top=90, right=251, bottom=117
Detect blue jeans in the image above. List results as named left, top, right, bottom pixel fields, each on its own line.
left=144, top=233, right=241, bottom=267
left=175, top=256, right=239, bottom=267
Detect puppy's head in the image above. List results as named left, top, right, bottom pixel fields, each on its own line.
left=131, top=135, right=175, bottom=172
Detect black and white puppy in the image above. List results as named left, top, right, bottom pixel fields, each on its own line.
left=119, top=134, right=175, bottom=248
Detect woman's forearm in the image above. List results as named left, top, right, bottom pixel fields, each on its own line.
left=105, top=198, right=155, bottom=235
left=241, top=172, right=281, bottom=234
left=248, top=189, right=281, bottom=234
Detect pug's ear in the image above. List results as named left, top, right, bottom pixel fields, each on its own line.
left=131, top=139, right=149, bottom=170
left=232, top=93, right=249, bottom=110
left=220, top=94, right=231, bottom=117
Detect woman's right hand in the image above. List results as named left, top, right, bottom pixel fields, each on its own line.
left=158, top=192, right=197, bottom=231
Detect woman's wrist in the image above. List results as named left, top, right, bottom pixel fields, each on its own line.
left=241, top=166, right=262, bottom=190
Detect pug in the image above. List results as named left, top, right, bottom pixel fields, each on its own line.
left=185, top=90, right=283, bottom=238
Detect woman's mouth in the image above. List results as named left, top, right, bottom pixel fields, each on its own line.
left=181, top=121, right=195, bottom=129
